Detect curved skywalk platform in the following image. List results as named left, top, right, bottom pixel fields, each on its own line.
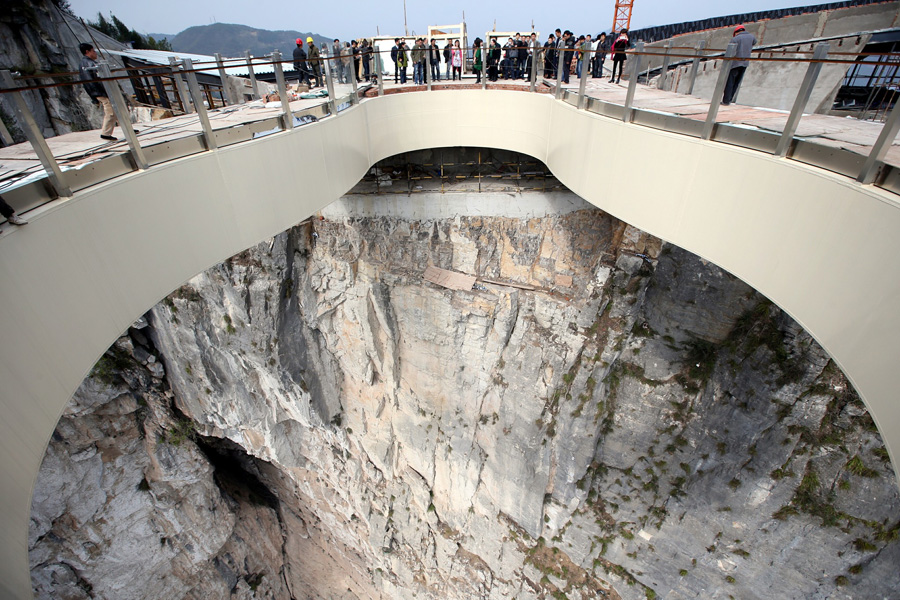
left=1, top=84, right=899, bottom=598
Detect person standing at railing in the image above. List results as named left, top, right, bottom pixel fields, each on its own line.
left=411, top=39, right=426, bottom=85
left=361, top=39, right=372, bottom=82
left=79, top=43, right=118, bottom=142
left=609, top=29, right=629, bottom=84
left=561, top=31, right=575, bottom=84
left=0, top=194, right=27, bottom=229
left=592, top=32, right=607, bottom=78
left=443, top=41, right=453, bottom=80
left=577, top=34, right=592, bottom=79
left=429, top=40, right=441, bottom=82
left=450, top=40, right=463, bottom=81
left=488, top=37, right=501, bottom=82
left=397, top=41, right=409, bottom=84
left=352, top=40, right=362, bottom=83
left=293, top=39, right=311, bottom=87
left=473, top=38, right=483, bottom=84
left=723, top=25, right=757, bottom=106
left=307, top=38, right=323, bottom=88
left=527, top=33, right=539, bottom=81
left=391, top=39, right=401, bottom=84
left=544, top=34, right=557, bottom=79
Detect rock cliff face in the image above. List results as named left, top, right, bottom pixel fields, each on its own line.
left=0, top=0, right=129, bottom=141
left=30, top=193, right=900, bottom=599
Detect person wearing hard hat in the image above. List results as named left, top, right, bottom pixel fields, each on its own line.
left=723, top=25, right=757, bottom=105
left=306, top=36, right=322, bottom=88
left=293, top=38, right=310, bottom=87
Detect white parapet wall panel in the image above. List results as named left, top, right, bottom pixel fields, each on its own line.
left=1, top=89, right=899, bottom=598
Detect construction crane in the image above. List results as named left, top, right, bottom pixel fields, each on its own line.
left=612, top=1, right=635, bottom=34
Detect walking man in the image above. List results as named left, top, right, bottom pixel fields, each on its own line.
left=723, top=25, right=757, bottom=105
left=79, top=43, right=118, bottom=141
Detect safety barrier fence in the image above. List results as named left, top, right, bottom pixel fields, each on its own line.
left=1, top=42, right=898, bottom=213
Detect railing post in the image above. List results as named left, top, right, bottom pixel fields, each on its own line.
left=271, top=51, right=294, bottom=130
left=181, top=58, right=217, bottom=150
left=577, top=44, right=592, bottom=110
left=687, top=40, right=707, bottom=96
left=701, top=42, right=737, bottom=140
left=774, top=42, right=829, bottom=158
left=0, top=70, right=71, bottom=197
left=623, top=42, right=644, bottom=123
left=245, top=51, right=260, bottom=100
left=97, top=63, right=148, bottom=170
left=658, top=41, right=672, bottom=90
left=376, top=51, right=385, bottom=96
left=348, top=48, right=360, bottom=104
left=215, top=53, right=233, bottom=105
left=529, top=40, right=539, bottom=93
left=168, top=57, right=193, bottom=114
left=425, top=42, right=433, bottom=92
left=555, top=46, right=565, bottom=100
left=857, top=102, right=900, bottom=184
left=321, top=47, right=338, bottom=116
left=482, top=43, right=488, bottom=91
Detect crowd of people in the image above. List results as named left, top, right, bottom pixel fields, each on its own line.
left=287, top=27, right=635, bottom=90
left=386, top=29, right=634, bottom=86
left=292, top=36, right=377, bottom=89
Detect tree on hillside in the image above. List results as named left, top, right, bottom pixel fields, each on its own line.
left=89, top=12, right=173, bottom=51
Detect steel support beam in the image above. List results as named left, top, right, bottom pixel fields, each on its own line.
left=775, top=43, right=829, bottom=158
left=0, top=70, right=72, bottom=196
left=181, top=58, right=217, bottom=150
left=623, top=42, right=644, bottom=123
left=97, top=63, right=148, bottom=170
left=701, top=42, right=737, bottom=141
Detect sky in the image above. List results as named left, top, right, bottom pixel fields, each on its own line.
left=67, top=0, right=837, bottom=40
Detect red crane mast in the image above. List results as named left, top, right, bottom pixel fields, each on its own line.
left=612, top=1, right=635, bottom=34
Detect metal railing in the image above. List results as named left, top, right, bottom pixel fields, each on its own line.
left=1, top=42, right=898, bottom=213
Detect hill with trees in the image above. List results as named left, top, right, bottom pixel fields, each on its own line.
left=168, top=23, right=331, bottom=58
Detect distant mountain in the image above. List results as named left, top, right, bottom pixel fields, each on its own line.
left=166, top=23, right=331, bottom=58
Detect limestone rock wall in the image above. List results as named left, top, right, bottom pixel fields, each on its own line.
left=29, top=195, right=900, bottom=599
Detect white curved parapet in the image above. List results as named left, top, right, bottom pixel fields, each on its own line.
left=1, top=90, right=898, bottom=598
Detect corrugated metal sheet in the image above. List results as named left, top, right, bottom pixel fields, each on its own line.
left=104, top=48, right=277, bottom=77
left=628, top=0, right=888, bottom=43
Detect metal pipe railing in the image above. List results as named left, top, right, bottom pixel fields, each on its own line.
left=1, top=42, right=898, bottom=211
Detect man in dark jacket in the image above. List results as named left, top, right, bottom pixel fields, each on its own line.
left=443, top=41, right=452, bottom=80
left=79, top=43, right=118, bottom=141
left=592, top=33, right=607, bottom=78
left=293, top=39, right=311, bottom=87
left=561, top=31, right=575, bottom=84
left=429, top=40, right=441, bottom=81
left=391, top=38, right=400, bottom=83
left=723, top=25, right=757, bottom=105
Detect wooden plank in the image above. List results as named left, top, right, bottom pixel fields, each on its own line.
left=423, top=266, right=476, bottom=291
